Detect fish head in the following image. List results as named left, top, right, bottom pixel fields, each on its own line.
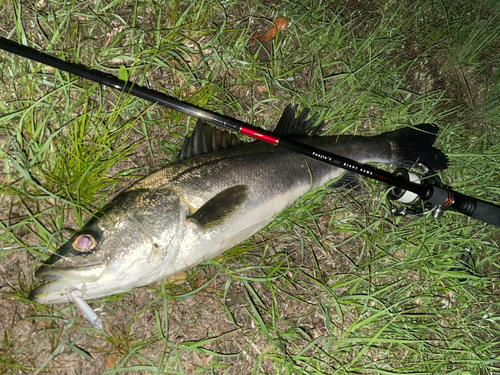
left=29, top=188, right=183, bottom=304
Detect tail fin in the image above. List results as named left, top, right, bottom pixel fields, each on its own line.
left=384, top=124, right=448, bottom=171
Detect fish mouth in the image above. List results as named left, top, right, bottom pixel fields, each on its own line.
left=29, top=264, right=106, bottom=304
left=29, top=280, right=77, bottom=304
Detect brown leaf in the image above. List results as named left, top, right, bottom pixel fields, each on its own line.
left=250, top=17, right=288, bottom=43
left=257, top=85, right=268, bottom=93
left=105, top=357, right=115, bottom=368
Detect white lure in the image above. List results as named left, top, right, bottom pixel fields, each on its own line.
left=66, top=288, right=103, bottom=330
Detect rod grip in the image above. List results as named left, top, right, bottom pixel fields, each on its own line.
left=429, top=187, right=500, bottom=227
left=465, top=196, right=500, bottom=227
left=426, top=187, right=500, bottom=227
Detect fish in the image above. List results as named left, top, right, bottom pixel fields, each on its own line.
left=29, top=105, right=448, bottom=304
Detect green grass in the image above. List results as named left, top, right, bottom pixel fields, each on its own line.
left=1, top=0, right=500, bottom=373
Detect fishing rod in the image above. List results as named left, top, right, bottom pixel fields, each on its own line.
left=0, top=36, right=499, bottom=228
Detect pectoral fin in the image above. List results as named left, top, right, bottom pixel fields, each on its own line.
left=188, top=185, right=249, bottom=229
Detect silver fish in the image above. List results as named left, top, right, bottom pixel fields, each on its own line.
left=29, top=105, right=447, bottom=304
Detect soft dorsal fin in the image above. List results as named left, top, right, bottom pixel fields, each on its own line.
left=273, top=104, right=326, bottom=137
left=176, top=119, right=241, bottom=162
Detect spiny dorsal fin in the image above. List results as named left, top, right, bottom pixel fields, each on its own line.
left=176, top=119, right=241, bottom=162
left=273, top=104, right=326, bottom=137
left=188, top=185, right=249, bottom=229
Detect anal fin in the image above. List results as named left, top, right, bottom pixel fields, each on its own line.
left=328, top=172, right=364, bottom=192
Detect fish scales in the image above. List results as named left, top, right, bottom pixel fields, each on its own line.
left=29, top=105, right=447, bottom=304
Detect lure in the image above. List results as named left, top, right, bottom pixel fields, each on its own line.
left=66, top=288, right=103, bottom=330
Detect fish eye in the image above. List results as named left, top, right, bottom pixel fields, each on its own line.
left=73, top=233, right=98, bottom=252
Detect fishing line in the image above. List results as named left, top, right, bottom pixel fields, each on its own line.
left=0, top=37, right=498, bottom=227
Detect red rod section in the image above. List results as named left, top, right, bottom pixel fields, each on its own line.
left=239, top=125, right=280, bottom=145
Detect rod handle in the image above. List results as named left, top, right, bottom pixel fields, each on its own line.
left=428, top=187, right=500, bottom=227
left=456, top=193, right=500, bottom=227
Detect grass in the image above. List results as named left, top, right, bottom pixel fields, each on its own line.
left=1, top=0, right=500, bottom=373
